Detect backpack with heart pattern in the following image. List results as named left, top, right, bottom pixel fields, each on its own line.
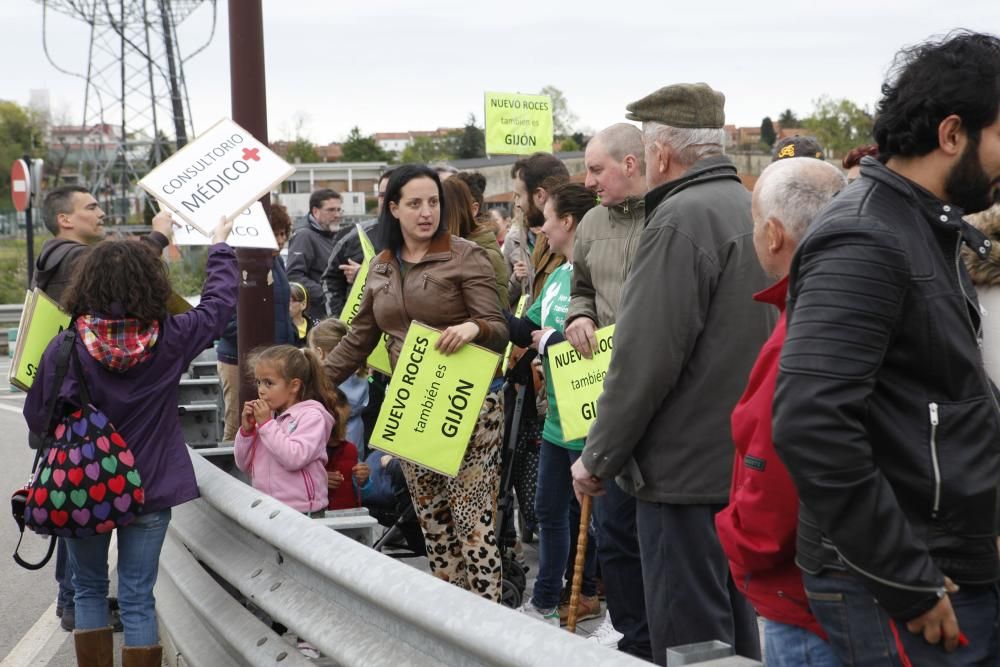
left=22, top=330, right=144, bottom=537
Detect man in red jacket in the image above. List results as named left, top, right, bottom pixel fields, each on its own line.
left=715, top=156, right=845, bottom=666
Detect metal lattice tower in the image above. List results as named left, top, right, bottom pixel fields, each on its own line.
left=37, top=0, right=217, bottom=222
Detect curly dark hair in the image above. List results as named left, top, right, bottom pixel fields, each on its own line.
left=874, top=31, right=1000, bottom=160
left=62, top=240, right=173, bottom=325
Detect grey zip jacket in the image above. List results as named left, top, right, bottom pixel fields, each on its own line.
left=567, top=196, right=645, bottom=328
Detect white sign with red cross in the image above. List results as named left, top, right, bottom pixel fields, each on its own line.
left=10, top=159, right=30, bottom=212
left=138, top=118, right=293, bottom=235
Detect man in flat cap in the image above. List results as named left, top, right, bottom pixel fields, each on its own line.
left=572, top=82, right=771, bottom=664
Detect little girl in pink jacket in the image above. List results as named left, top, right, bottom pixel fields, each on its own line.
left=234, top=345, right=337, bottom=515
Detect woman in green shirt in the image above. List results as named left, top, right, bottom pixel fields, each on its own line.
left=505, top=182, right=600, bottom=625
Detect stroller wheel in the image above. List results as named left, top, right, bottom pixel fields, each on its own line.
left=500, top=577, right=522, bottom=609
left=503, top=557, right=527, bottom=593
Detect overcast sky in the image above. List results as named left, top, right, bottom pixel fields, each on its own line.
left=3, top=0, right=1000, bottom=145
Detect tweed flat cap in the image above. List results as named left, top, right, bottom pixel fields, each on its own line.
left=625, top=83, right=726, bottom=128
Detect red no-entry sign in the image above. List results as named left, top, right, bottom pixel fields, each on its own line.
left=10, top=159, right=30, bottom=212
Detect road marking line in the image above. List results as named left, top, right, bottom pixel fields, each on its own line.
left=0, top=601, right=67, bottom=666
left=0, top=403, right=23, bottom=415
left=0, top=537, right=118, bottom=666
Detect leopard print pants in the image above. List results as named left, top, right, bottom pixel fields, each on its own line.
left=400, top=391, right=504, bottom=602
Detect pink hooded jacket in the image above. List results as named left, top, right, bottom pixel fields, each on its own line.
left=234, top=399, right=332, bottom=513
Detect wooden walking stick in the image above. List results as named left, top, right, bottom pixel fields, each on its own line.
left=566, top=494, right=593, bottom=633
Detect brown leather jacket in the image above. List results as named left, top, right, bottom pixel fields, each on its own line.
left=325, top=233, right=509, bottom=384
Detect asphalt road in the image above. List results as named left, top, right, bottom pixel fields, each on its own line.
left=0, top=358, right=82, bottom=666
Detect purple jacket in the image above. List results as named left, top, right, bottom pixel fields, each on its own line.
left=23, top=244, right=238, bottom=513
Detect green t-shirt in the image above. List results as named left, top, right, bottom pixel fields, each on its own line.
left=526, top=263, right=584, bottom=450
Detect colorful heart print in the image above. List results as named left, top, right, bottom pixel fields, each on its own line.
left=49, top=490, right=66, bottom=509
left=93, top=502, right=111, bottom=521
left=68, top=467, right=84, bottom=487
left=110, top=433, right=127, bottom=449
left=118, top=450, right=135, bottom=468
left=40, top=467, right=52, bottom=485
left=82, top=442, right=96, bottom=460
left=52, top=469, right=66, bottom=488
left=50, top=510, right=69, bottom=527
left=71, top=508, right=91, bottom=525
left=68, top=448, right=82, bottom=466
left=71, top=417, right=88, bottom=438
left=88, top=483, right=107, bottom=503
left=84, top=462, right=100, bottom=481
left=96, top=436, right=110, bottom=454
left=101, top=456, right=117, bottom=474
left=126, top=470, right=141, bottom=488
left=108, top=475, right=126, bottom=495
left=70, top=489, right=88, bottom=508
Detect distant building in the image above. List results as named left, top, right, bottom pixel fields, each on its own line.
left=373, top=127, right=462, bottom=154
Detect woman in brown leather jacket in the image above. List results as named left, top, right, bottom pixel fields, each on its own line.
left=324, top=164, right=509, bottom=601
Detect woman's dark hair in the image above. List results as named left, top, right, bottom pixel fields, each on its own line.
left=874, top=31, right=1000, bottom=160
left=441, top=177, right=481, bottom=238
left=376, top=163, right=447, bottom=252
left=842, top=144, right=879, bottom=170
left=454, top=171, right=487, bottom=208
left=548, top=182, right=598, bottom=227
left=269, top=202, right=292, bottom=237
left=63, top=239, right=173, bottom=325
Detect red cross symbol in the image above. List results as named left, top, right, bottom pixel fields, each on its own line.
left=242, top=147, right=261, bottom=162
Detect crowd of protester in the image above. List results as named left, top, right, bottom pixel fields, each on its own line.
left=21, top=28, right=1000, bottom=667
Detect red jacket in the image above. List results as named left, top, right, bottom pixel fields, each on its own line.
left=715, top=277, right=826, bottom=639
left=326, top=441, right=361, bottom=511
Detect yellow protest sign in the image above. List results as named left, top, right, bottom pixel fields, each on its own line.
left=501, top=294, right=528, bottom=371
left=10, top=288, right=72, bottom=391
left=484, top=92, right=554, bottom=155
left=370, top=322, right=499, bottom=476
left=340, top=224, right=377, bottom=325
left=548, top=325, right=615, bottom=441
left=367, top=333, right=393, bottom=376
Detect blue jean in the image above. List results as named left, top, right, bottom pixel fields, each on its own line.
left=803, top=571, right=1000, bottom=666
left=55, top=537, right=75, bottom=610
left=593, top=479, right=651, bottom=659
left=66, top=509, right=171, bottom=646
left=531, top=439, right=597, bottom=610
left=764, top=619, right=840, bottom=666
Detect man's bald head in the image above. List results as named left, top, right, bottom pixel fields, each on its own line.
left=752, top=158, right=846, bottom=279
left=585, top=123, right=647, bottom=206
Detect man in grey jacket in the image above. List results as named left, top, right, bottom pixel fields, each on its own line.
left=571, top=83, right=771, bottom=664
left=564, top=123, right=650, bottom=658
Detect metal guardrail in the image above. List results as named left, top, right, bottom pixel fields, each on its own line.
left=157, top=450, right=650, bottom=667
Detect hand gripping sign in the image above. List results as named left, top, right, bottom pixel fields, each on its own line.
left=139, top=118, right=294, bottom=234
left=547, top=324, right=615, bottom=441
left=171, top=202, right=278, bottom=250
left=370, top=322, right=499, bottom=477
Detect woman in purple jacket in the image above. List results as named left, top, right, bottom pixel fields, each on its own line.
left=24, top=216, right=236, bottom=667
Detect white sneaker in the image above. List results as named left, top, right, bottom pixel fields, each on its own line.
left=587, top=611, right=624, bottom=649
left=518, top=600, right=560, bottom=627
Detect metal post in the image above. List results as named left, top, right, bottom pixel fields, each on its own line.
left=24, top=154, right=34, bottom=287
left=229, top=0, right=275, bottom=409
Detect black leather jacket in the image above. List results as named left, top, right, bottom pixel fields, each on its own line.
left=773, top=157, right=1000, bottom=621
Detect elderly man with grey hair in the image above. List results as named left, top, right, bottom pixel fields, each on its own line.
left=564, top=122, right=651, bottom=657
left=715, top=158, right=846, bottom=667
left=571, top=83, right=771, bottom=664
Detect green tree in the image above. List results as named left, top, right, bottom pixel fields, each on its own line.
left=341, top=126, right=390, bottom=162
left=558, top=137, right=581, bottom=152
left=802, top=96, right=874, bottom=158
left=400, top=136, right=454, bottom=164
left=456, top=114, right=486, bottom=159
left=284, top=137, right=320, bottom=163
left=540, top=85, right=578, bottom=138
left=777, top=108, right=800, bottom=128
left=0, top=101, right=46, bottom=212
left=760, top=117, right=776, bottom=148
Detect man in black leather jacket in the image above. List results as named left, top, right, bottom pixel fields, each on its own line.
left=773, top=31, right=1000, bottom=665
